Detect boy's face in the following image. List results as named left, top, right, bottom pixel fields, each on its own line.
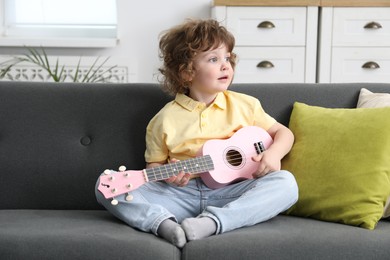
left=188, top=44, right=234, bottom=101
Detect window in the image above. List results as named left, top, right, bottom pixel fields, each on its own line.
left=1, top=0, right=117, bottom=47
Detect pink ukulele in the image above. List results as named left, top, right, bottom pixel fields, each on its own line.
left=97, top=126, right=273, bottom=205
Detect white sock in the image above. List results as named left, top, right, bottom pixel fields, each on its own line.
left=157, top=219, right=187, bottom=248
left=181, top=217, right=217, bottom=241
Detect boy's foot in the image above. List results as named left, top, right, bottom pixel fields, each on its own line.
left=158, top=219, right=187, bottom=248
left=181, top=217, right=217, bottom=241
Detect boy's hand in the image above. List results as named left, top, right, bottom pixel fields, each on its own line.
left=164, top=158, right=191, bottom=187
left=251, top=122, right=294, bottom=178
left=251, top=152, right=281, bottom=178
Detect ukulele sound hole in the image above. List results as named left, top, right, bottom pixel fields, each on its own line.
left=226, top=149, right=243, bottom=167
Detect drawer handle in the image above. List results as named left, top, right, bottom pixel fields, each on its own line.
left=257, top=61, right=274, bottom=68
left=364, top=21, right=382, bottom=29
left=362, top=61, right=380, bottom=69
left=257, top=21, right=275, bottom=29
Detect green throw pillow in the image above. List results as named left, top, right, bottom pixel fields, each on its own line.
left=282, top=102, right=390, bottom=230
left=357, top=88, right=390, bottom=218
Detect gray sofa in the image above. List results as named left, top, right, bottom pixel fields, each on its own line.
left=1, top=81, right=389, bottom=260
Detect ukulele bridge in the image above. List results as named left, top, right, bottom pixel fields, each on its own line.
left=254, top=141, right=266, bottom=154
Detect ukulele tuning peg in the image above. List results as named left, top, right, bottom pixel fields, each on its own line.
left=118, top=165, right=127, bottom=172
left=104, top=169, right=111, bottom=175
left=111, top=199, right=119, bottom=206
left=125, top=193, right=134, bottom=202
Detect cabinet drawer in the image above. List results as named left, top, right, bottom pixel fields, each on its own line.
left=331, top=47, right=390, bottom=83
left=226, top=7, right=307, bottom=46
left=333, top=7, right=390, bottom=47
left=233, top=47, right=305, bottom=83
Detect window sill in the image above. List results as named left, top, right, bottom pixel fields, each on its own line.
left=0, top=37, right=118, bottom=48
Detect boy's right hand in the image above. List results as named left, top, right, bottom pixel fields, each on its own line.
left=165, top=158, right=191, bottom=187
left=165, top=171, right=191, bottom=187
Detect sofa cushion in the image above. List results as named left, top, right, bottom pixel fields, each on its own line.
left=182, top=215, right=390, bottom=260
left=357, top=88, right=390, bottom=108
left=282, top=102, right=390, bottom=229
left=357, top=88, right=390, bottom=218
left=0, top=210, right=180, bottom=260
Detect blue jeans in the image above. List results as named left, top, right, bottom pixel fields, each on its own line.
left=95, top=170, right=298, bottom=235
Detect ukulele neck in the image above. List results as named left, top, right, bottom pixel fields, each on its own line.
left=144, top=155, right=214, bottom=181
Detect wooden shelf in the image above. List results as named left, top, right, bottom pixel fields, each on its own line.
left=213, top=0, right=319, bottom=6
left=213, top=0, right=390, bottom=6
left=320, top=0, right=390, bottom=6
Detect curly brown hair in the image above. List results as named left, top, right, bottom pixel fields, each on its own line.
left=158, top=19, right=237, bottom=96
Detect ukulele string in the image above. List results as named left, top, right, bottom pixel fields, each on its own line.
left=146, top=146, right=261, bottom=179
left=210, top=144, right=267, bottom=169
left=146, top=157, right=214, bottom=180
left=146, top=163, right=215, bottom=180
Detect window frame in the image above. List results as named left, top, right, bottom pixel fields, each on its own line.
left=0, top=0, right=118, bottom=48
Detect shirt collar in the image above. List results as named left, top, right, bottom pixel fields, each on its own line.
left=175, top=92, right=227, bottom=111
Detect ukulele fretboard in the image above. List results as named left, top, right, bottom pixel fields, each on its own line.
left=144, top=155, right=214, bottom=181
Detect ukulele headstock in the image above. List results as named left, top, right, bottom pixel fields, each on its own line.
left=97, top=165, right=146, bottom=205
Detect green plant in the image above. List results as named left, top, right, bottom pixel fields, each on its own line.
left=0, top=47, right=117, bottom=83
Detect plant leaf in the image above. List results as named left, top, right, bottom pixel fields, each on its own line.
left=73, top=58, right=82, bottom=82
left=0, top=46, right=116, bottom=83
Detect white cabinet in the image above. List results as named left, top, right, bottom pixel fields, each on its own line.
left=233, top=47, right=306, bottom=83
left=212, top=6, right=318, bottom=83
left=318, top=7, right=390, bottom=83
left=214, top=5, right=390, bottom=84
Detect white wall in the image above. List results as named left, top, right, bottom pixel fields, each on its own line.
left=117, top=0, right=213, bottom=82
left=0, top=0, right=213, bottom=82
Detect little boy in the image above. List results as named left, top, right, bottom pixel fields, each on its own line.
left=96, top=19, right=298, bottom=248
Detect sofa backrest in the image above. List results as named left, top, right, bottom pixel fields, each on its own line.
left=1, top=82, right=390, bottom=210
left=230, top=83, right=390, bottom=126
left=0, top=82, right=170, bottom=210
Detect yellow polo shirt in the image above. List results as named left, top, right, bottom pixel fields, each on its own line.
left=145, top=90, right=276, bottom=163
